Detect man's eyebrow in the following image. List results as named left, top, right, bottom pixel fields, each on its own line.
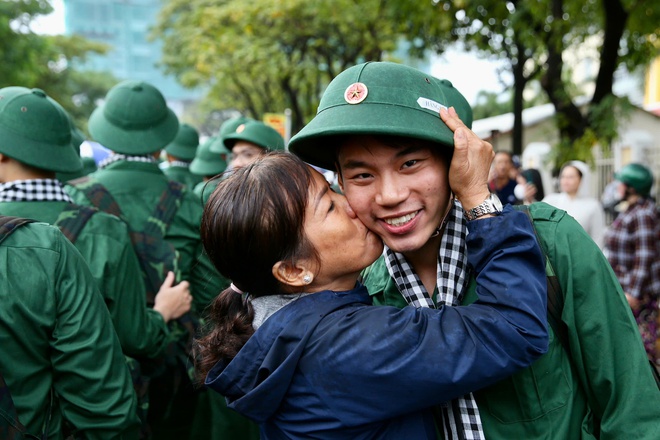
left=394, top=145, right=425, bottom=158
left=340, top=145, right=426, bottom=170
left=314, top=184, right=329, bottom=213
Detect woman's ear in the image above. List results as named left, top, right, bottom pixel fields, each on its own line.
left=272, top=260, right=314, bottom=288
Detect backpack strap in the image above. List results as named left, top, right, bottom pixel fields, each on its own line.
left=0, top=216, right=34, bottom=246
left=144, top=180, right=184, bottom=238
left=53, top=204, right=97, bottom=245
left=512, top=204, right=569, bottom=351
left=69, top=176, right=123, bottom=218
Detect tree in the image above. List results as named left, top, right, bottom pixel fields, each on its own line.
left=1, top=0, right=116, bottom=133
left=412, top=0, right=659, bottom=168
left=0, top=0, right=53, bottom=87
left=153, top=0, right=444, bottom=133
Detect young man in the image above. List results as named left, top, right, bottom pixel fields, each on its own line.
left=289, top=61, right=660, bottom=439
left=0, top=217, right=140, bottom=438
left=218, top=119, right=284, bottom=170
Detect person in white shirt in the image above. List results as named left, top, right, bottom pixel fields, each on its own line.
left=543, top=160, right=605, bottom=248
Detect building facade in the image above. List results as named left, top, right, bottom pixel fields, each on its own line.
left=63, top=0, right=200, bottom=113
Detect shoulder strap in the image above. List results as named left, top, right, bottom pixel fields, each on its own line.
left=0, top=216, right=34, bottom=246
left=53, top=204, right=97, bottom=245
left=512, top=204, right=569, bottom=351
left=144, top=180, right=184, bottom=237
left=70, top=177, right=123, bottom=218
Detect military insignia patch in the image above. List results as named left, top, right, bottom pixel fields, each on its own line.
left=344, top=83, right=368, bottom=105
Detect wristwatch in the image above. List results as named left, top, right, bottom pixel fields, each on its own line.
left=463, top=193, right=503, bottom=221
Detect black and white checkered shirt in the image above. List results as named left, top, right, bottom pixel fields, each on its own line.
left=98, top=153, right=157, bottom=169
left=0, top=179, right=73, bottom=203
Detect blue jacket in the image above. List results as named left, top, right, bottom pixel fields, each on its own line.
left=206, top=208, right=549, bottom=439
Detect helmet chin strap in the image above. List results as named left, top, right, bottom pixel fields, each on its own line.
left=430, top=194, right=454, bottom=238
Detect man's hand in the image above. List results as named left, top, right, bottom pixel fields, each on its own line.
left=440, top=106, right=494, bottom=210
left=153, top=271, right=192, bottom=322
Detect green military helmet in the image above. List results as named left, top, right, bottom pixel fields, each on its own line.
left=209, top=115, right=251, bottom=155
left=164, top=123, right=199, bottom=161
left=615, top=163, right=654, bottom=197
left=222, top=119, right=285, bottom=152
left=190, top=136, right=227, bottom=177
left=88, top=80, right=179, bottom=155
left=0, top=86, right=82, bottom=173
left=288, top=61, right=472, bottom=170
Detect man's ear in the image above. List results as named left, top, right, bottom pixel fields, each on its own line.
left=272, top=260, right=314, bottom=288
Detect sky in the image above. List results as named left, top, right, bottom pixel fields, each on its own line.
left=31, top=0, right=506, bottom=105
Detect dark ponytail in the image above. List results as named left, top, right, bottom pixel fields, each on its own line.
left=196, top=287, right=254, bottom=381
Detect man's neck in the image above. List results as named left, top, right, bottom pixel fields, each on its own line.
left=402, top=235, right=442, bottom=295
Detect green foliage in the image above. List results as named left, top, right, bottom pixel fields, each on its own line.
left=153, top=0, right=443, bottom=132
left=0, top=0, right=53, bottom=87
left=0, top=1, right=117, bottom=134
left=410, top=0, right=658, bottom=169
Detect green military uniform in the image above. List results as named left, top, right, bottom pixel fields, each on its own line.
left=66, top=80, right=223, bottom=439
left=190, top=136, right=227, bottom=205
left=164, top=164, right=203, bottom=190
left=0, top=219, right=140, bottom=438
left=164, top=123, right=203, bottom=189
left=0, top=201, right=169, bottom=358
left=67, top=160, right=221, bottom=311
left=0, top=87, right=169, bottom=360
left=363, top=203, right=660, bottom=439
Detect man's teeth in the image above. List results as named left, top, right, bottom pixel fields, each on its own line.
left=384, top=212, right=417, bottom=227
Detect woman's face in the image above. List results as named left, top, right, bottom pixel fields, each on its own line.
left=303, top=168, right=383, bottom=292
left=559, top=165, right=581, bottom=195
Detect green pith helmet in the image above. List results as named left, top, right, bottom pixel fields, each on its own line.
left=209, top=116, right=250, bottom=154
left=288, top=61, right=473, bottom=170
left=164, top=123, right=199, bottom=161
left=222, top=119, right=285, bottom=152
left=615, top=163, right=654, bottom=197
left=88, top=80, right=179, bottom=155
left=0, top=87, right=82, bottom=173
left=190, top=136, right=227, bottom=176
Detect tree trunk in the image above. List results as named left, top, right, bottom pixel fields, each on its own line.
left=540, top=0, right=586, bottom=143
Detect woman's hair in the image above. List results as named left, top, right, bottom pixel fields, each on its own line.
left=196, top=151, right=319, bottom=380
left=521, top=168, right=545, bottom=201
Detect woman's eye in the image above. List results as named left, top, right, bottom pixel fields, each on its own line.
left=328, top=201, right=335, bottom=213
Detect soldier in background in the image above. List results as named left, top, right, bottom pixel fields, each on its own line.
left=0, top=216, right=140, bottom=438
left=0, top=86, right=193, bottom=438
left=65, top=80, right=223, bottom=439
left=164, top=123, right=204, bottom=189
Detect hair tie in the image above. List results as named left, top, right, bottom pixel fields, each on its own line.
left=230, top=282, right=244, bottom=294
